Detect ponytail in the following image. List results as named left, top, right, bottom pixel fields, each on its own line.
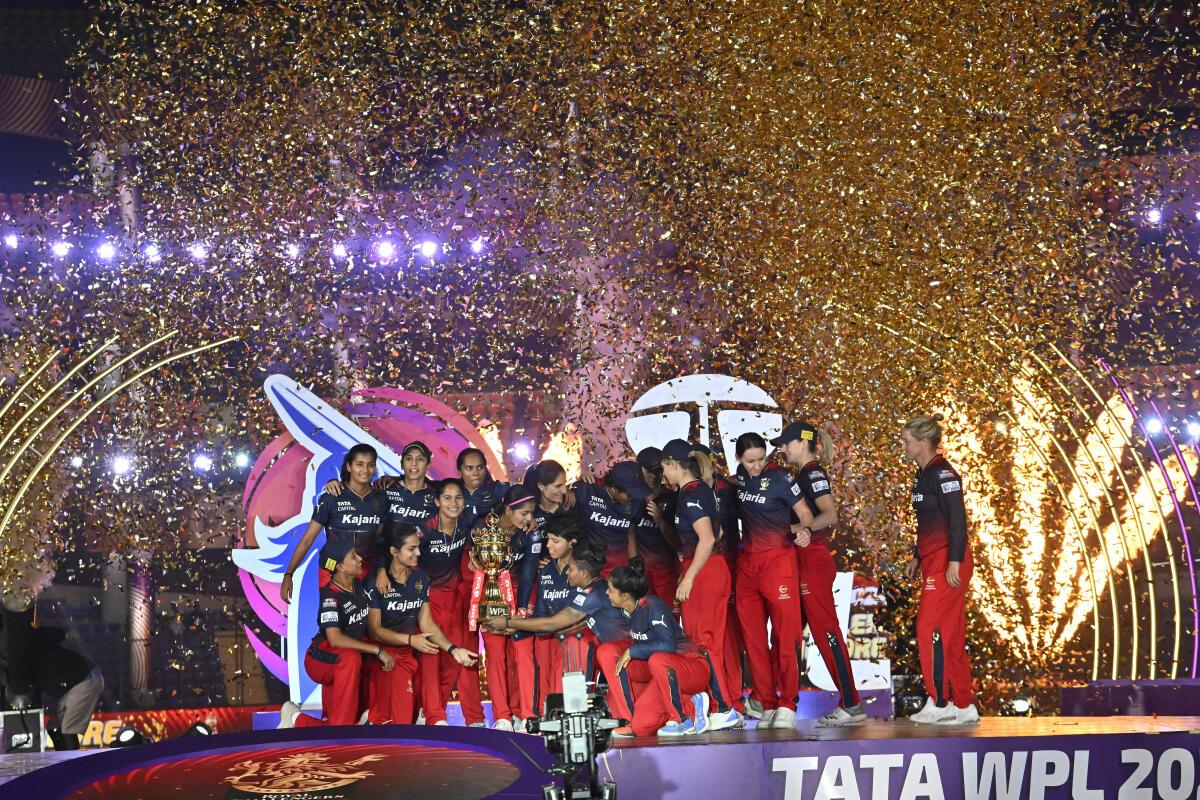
left=609, top=557, right=650, bottom=600
left=817, top=429, right=836, bottom=462
left=689, top=450, right=715, bottom=488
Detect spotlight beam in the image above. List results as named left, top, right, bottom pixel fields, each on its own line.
left=0, top=335, right=239, bottom=540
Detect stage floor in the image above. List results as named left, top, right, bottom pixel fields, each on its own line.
left=5, top=717, right=1200, bottom=798
left=610, top=714, right=1200, bottom=748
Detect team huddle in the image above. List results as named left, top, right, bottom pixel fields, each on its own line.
left=274, top=413, right=978, bottom=737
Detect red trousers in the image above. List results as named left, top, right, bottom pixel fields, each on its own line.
left=366, top=644, right=419, bottom=724
left=479, top=633, right=537, bottom=721
left=735, top=548, right=802, bottom=711
left=679, top=555, right=735, bottom=712
left=418, top=583, right=484, bottom=725
left=643, top=557, right=681, bottom=608
left=534, top=636, right=562, bottom=714
left=596, top=641, right=710, bottom=736
left=797, top=542, right=860, bottom=708
left=296, top=642, right=368, bottom=727
left=723, top=553, right=746, bottom=710
left=917, top=546, right=975, bottom=706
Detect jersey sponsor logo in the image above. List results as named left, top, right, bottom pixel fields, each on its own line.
left=385, top=598, right=423, bottom=613
left=390, top=505, right=429, bottom=520
left=337, top=513, right=381, bottom=526
left=426, top=538, right=465, bottom=556
left=790, top=484, right=801, bottom=496
left=651, top=616, right=668, bottom=627
left=589, top=510, right=631, bottom=529
left=588, top=495, right=609, bottom=509
left=810, top=480, right=830, bottom=492
left=631, top=630, right=649, bottom=641
left=685, top=501, right=703, bottom=510
left=531, top=543, right=543, bottom=554
left=937, top=470, right=955, bottom=479
left=319, top=611, right=339, bottom=623
left=542, top=588, right=572, bottom=601
left=573, top=594, right=587, bottom=606
left=940, top=481, right=961, bottom=494
left=737, top=490, right=767, bottom=505
left=912, top=493, right=924, bottom=503
left=321, top=597, right=338, bottom=608
left=777, top=584, right=791, bottom=600
left=347, top=608, right=368, bottom=626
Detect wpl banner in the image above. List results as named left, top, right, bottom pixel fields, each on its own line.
left=597, top=728, right=1200, bottom=800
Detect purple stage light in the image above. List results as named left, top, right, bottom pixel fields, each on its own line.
left=1145, top=207, right=1163, bottom=225
left=1189, top=421, right=1200, bottom=440
left=96, top=241, right=117, bottom=260
left=376, top=240, right=396, bottom=260
left=188, top=243, right=209, bottom=261
left=3, top=234, right=17, bottom=249
left=193, top=453, right=214, bottom=472
left=51, top=241, right=72, bottom=258
left=144, top=243, right=162, bottom=262
left=469, top=237, right=485, bottom=254
left=284, top=243, right=300, bottom=259
left=332, top=242, right=348, bottom=259
left=419, top=239, right=439, bottom=259
left=1145, top=416, right=1164, bottom=435
left=111, top=455, right=132, bottom=475
left=513, top=441, right=532, bottom=461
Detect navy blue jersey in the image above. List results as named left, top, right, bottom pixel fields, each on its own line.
left=796, top=461, right=835, bottom=542
left=569, top=577, right=629, bottom=643
left=674, top=480, right=721, bottom=559
left=573, top=482, right=636, bottom=566
left=310, top=580, right=369, bottom=653
left=364, top=568, right=430, bottom=635
left=462, top=479, right=513, bottom=530
left=532, top=560, right=574, bottom=637
left=311, top=490, right=386, bottom=570
left=714, top=476, right=739, bottom=555
left=417, top=515, right=472, bottom=588
left=912, top=455, right=968, bottom=562
left=627, top=595, right=697, bottom=660
left=384, top=481, right=436, bottom=526
left=734, top=464, right=801, bottom=554
left=634, top=490, right=678, bottom=567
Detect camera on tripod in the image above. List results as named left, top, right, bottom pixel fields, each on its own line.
left=530, top=636, right=622, bottom=800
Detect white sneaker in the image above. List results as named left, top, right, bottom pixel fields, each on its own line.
left=819, top=706, right=868, bottom=727
left=469, top=722, right=486, bottom=727
left=357, top=709, right=370, bottom=725
left=757, top=708, right=778, bottom=729
left=941, top=703, right=980, bottom=725
left=707, top=709, right=745, bottom=731
left=416, top=710, right=426, bottom=725
left=434, top=720, right=449, bottom=726
left=909, top=698, right=956, bottom=724
left=277, top=701, right=301, bottom=729
left=770, top=707, right=796, bottom=730
left=492, top=718, right=514, bottom=732
left=512, top=717, right=526, bottom=733
left=745, top=698, right=765, bottom=719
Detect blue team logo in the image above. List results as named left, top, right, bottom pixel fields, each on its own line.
left=232, top=375, right=504, bottom=705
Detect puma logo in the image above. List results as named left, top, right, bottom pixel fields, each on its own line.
left=651, top=617, right=668, bottom=627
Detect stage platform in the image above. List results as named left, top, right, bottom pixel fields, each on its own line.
left=2, top=717, right=1199, bottom=798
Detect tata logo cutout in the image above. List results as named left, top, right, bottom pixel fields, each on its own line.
left=624, top=374, right=783, bottom=466
left=232, top=375, right=502, bottom=705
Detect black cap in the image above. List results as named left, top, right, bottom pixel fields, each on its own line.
left=660, top=438, right=695, bottom=464
left=636, top=446, right=662, bottom=471
left=692, top=442, right=713, bottom=458
left=770, top=421, right=818, bottom=447
left=321, top=537, right=359, bottom=573
left=401, top=440, right=432, bottom=459
left=605, top=460, right=652, bottom=501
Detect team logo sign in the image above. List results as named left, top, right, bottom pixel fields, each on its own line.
left=225, top=752, right=383, bottom=796
left=625, top=374, right=783, bottom=466
left=232, top=375, right=503, bottom=705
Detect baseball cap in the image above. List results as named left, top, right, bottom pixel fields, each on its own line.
left=636, top=446, right=663, bottom=471
left=401, top=440, right=432, bottom=459
left=605, top=460, right=652, bottom=501
left=770, top=421, right=818, bottom=447
left=660, top=438, right=695, bottom=464
left=321, top=537, right=359, bottom=573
